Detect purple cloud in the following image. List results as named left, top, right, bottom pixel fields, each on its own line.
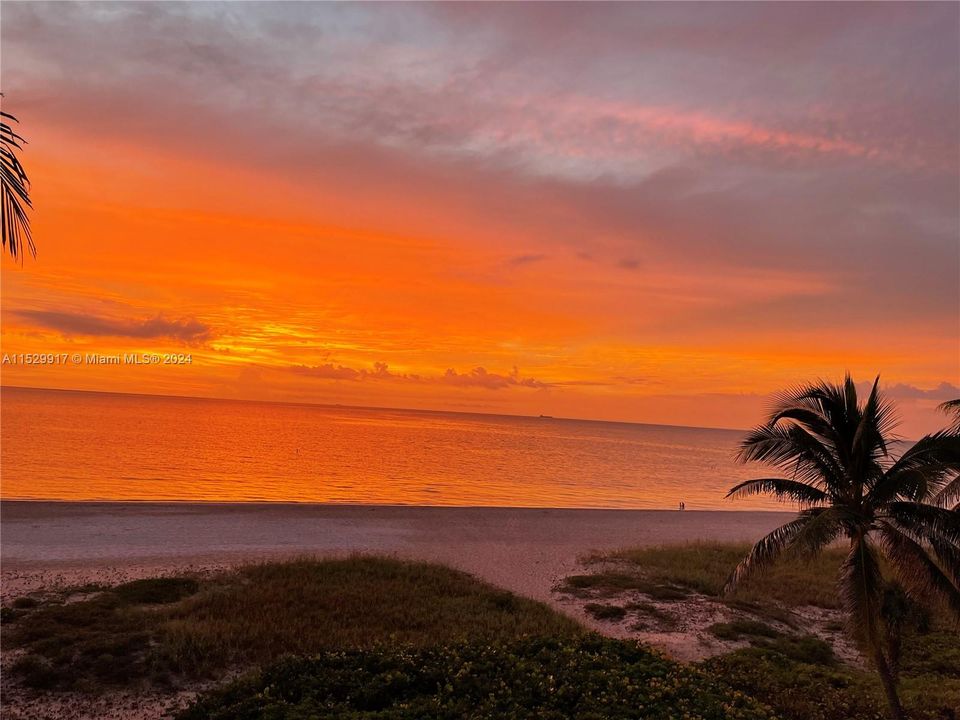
left=14, top=310, right=213, bottom=344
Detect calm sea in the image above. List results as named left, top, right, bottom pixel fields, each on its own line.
left=0, top=386, right=788, bottom=510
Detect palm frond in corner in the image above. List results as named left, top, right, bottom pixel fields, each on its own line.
left=1, top=97, right=35, bottom=261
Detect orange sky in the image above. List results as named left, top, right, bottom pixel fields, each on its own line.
left=1, top=3, right=958, bottom=436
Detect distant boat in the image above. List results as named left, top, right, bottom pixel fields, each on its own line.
left=538, top=414, right=554, bottom=419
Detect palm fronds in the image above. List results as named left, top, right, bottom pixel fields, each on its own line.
left=726, top=375, right=960, bottom=720
left=1, top=100, right=34, bottom=260
left=723, top=507, right=842, bottom=593
left=939, top=399, right=960, bottom=433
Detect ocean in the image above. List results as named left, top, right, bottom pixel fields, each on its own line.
left=1, top=386, right=788, bottom=510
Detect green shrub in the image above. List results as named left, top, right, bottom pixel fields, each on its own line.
left=583, top=603, right=627, bottom=621
left=704, top=646, right=885, bottom=720
left=179, top=636, right=775, bottom=720
left=11, top=654, right=61, bottom=690
left=112, top=578, right=199, bottom=605
left=709, top=620, right=780, bottom=641
left=7, top=557, right=580, bottom=691
left=586, top=542, right=843, bottom=608
left=702, top=634, right=960, bottom=720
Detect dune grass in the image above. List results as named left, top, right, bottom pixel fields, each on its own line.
left=4, top=556, right=581, bottom=691
left=6, top=549, right=957, bottom=720
left=570, top=541, right=843, bottom=608
left=564, top=541, right=960, bottom=720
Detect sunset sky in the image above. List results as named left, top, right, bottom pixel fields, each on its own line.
left=1, top=2, right=958, bottom=435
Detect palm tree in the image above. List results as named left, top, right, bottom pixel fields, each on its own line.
left=1, top=99, right=34, bottom=260
left=940, top=398, right=960, bottom=434
left=937, top=399, right=960, bottom=510
left=724, top=375, right=960, bottom=720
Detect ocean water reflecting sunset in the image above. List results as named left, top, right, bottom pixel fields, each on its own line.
left=2, top=386, right=789, bottom=510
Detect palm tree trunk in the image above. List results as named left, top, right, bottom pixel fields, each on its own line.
left=872, top=644, right=906, bottom=720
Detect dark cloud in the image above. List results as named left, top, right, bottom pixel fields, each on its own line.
left=14, top=310, right=213, bottom=344
left=613, top=376, right=652, bottom=386
left=508, top=254, right=548, bottom=267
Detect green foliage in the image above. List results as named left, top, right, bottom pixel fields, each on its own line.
left=178, top=637, right=775, bottom=720
left=6, top=557, right=580, bottom=691
left=703, top=636, right=960, bottom=720
left=587, top=541, right=844, bottom=608
left=111, top=577, right=199, bottom=605
left=562, top=569, right=692, bottom=601
left=5, top=579, right=186, bottom=690
left=704, top=645, right=887, bottom=720
left=752, top=635, right=837, bottom=666
left=583, top=603, right=627, bottom=621
left=569, top=541, right=960, bottom=718
left=708, top=619, right=780, bottom=641
left=625, top=601, right=676, bottom=624
left=899, top=625, right=960, bottom=678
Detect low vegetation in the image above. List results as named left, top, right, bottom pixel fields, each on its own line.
left=708, top=619, right=781, bottom=641
left=707, top=634, right=960, bottom=720
left=4, top=550, right=957, bottom=720
left=3, top=556, right=580, bottom=691
left=562, top=541, right=960, bottom=720
left=571, top=541, right=844, bottom=609
left=178, top=636, right=773, bottom=720
left=583, top=602, right=627, bottom=621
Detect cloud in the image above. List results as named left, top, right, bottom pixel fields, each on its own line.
left=4, top=1, right=956, bottom=331
left=883, top=381, right=960, bottom=402
left=440, top=366, right=550, bottom=390
left=13, top=310, right=213, bottom=344
left=508, top=254, right=548, bottom=267
left=0, top=2, right=955, bottom=430
left=289, top=363, right=363, bottom=381
left=289, top=361, right=412, bottom=382
left=287, top=362, right=549, bottom=390
left=613, top=376, right=652, bottom=386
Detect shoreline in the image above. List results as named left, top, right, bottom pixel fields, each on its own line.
left=2, top=502, right=792, bottom=608
left=0, top=498, right=788, bottom=511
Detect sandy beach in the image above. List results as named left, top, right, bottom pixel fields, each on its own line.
left=1, top=502, right=793, bottom=604
left=1, top=502, right=800, bottom=719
